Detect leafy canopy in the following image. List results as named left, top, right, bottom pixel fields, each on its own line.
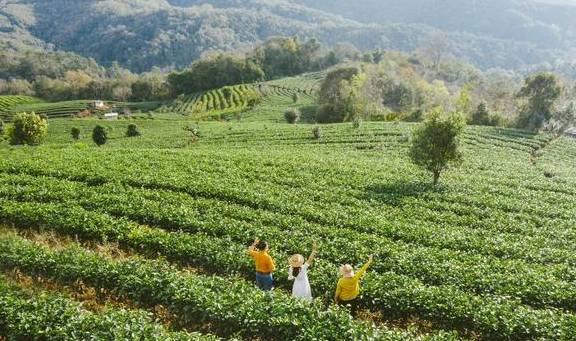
left=8, top=112, right=48, bottom=146
left=410, top=109, right=465, bottom=185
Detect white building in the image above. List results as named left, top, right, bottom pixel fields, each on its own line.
left=92, top=100, right=106, bottom=109
left=104, top=112, right=119, bottom=120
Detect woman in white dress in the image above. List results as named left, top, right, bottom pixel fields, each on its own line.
left=288, top=241, right=317, bottom=301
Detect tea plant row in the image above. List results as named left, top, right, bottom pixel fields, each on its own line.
left=1, top=199, right=576, bottom=339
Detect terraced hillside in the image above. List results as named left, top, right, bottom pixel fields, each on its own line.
left=170, top=72, right=323, bottom=122
left=0, top=113, right=575, bottom=339
left=0, top=97, right=163, bottom=122
left=0, top=96, right=42, bottom=121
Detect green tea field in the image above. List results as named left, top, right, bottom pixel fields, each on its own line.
left=0, top=76, right=576, bottom=340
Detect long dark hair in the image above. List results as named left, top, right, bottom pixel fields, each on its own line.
left=292, top=266, right=301, bottom=278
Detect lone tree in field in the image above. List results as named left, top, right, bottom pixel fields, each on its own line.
left=284, top=108, right=301, bottom=124
left=126, top=123, right=141, bottom=137
left=516, top=73, right=562, bottom=130
left=9, top=112, right=48, bottom=145
left=92, top=125, right=107, bottom=146
left=71, top=127, right=81, bottom=140
left=0, top=119, right=4, bottom=138
left=410, top=110, right=465, bottom=185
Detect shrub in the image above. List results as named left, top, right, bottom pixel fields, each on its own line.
left=92, top=125, right=107, bottom=146
left=316, top=104, right=345, bottom=123
left=0, top=119, right=4, bottom=137
left=284, top=108, right=301, bottom=124
left=9, top=112, right=48, bottom=146
left=126, top=124, right=141, bottom=137
left=405, top=109, right=424, bottom=122
left=184, top=123, right=200, bottom=144
left=292, top=92, right=300, bottom=103
left=470, top=103, right=491, bottom=126
left=352, top=116, right=362, bottom=129
left=312, top=126, right=322, bottom=139
left=410, top=110, right=465, bottom=185
left=71, top=127, right=81, bottom=140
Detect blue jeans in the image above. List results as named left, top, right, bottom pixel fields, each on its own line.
left=255, top=272, right=273, bottom=291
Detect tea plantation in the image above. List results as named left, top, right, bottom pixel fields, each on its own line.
left=0, top=75, right=575, bottom=340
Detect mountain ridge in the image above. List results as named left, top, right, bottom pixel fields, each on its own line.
left=0, top=0, right=573, bottom=71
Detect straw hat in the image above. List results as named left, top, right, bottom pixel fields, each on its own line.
left=289, top=254, right=305, bottom=268
left=340, top=264, right=354, bottom=278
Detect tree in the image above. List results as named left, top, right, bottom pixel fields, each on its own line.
left=545, top=101, right=576, bottom=136
left=420, top=32, right=451, bottom=72
left=71, top=127, right=81, bottom=140
left=410, top=110, right=465, bottom=185
left=9, top=112, right=49, bottom=145
left=470, top=103, right=491, bottom=126
left=292, top=92, right=299, bottom=104
left=0, top=119, right=4, bottom=138
left=92, top=125, right=107, bottom=146
left=284, top=108, right=301, bottom=124
left=112, top=85, right=132, bottom=102
left=316, top=66, right=364, bottom=123
left=126, top=123, right=141, bottom=137
left=516, top=73, right=562, bottom=130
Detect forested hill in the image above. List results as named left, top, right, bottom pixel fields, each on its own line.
left=0, top=0, right=574, bottom=72
left=293, top=0, right=576, bottom=50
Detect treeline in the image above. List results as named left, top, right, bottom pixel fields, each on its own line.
left=168, top=37, right=338, bottom=96
left=0, top=51, right=168, bottom=102
left=315, top=52, right=576, bottom=132
left=0, top=37, right=342, bottom=101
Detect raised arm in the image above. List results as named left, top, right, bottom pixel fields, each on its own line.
left=248, top=238, right=259, bottom=255
left=355, top=255, right=373, bottom=279
left=306, top=241, right=318, bottom=265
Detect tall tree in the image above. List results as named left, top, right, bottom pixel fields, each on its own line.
left=410, top=110, right=465, bottom=185
left=516, top=73, right=562, bottom=130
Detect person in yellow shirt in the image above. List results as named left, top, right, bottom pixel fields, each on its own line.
left=334, top=255, right=373, bottom=314
left=248, top=238, right=276, bottom=291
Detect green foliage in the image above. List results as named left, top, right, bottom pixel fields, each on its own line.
left=292, top=92, right=300, bottom=103
left=316, top=66, right=366, bottom=123
left=516, top=73, right=562, bottom=130
left=8, top=112, right=48, bottom=146
left=410, top=110, right=465, bottom=185
left=546, top=101, right=576, bottom=136
left=284, top=108, right=301, bottom=124
left=92, top=125, right=107, bottom=146
left=469, top=103, right=491, bottom=126
left=405, top=109, right=424, bottom=122
left=168, top=53, right=264, bottom=95
left=316, top=104, right=343, bottom=123
left=71, top=127, right=81, bottom=140
left=126, top=123, right=141, bottom=137
left=0, top=274, right=208, bottom=340
left=184, top=123, right=200, bottom=144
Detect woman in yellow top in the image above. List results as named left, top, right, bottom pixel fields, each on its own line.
left=334, top=255, right=373, bottom=314
left=248, top=238, right=276, bottom=291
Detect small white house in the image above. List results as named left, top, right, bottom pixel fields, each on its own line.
left=92, top=100, right=106, bottom=109
left=104, top=112, right=119, bottom=120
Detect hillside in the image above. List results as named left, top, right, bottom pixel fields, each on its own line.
left=294, top=0, right=576, bottom=50
left=0, top=0, right=572, bottom=71
left=1, top=90, right=576, bottom=338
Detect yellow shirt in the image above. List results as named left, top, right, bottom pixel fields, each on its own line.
left=335, top=260, right=372, bottom=302
left=248, top=249, right=276, bottom=273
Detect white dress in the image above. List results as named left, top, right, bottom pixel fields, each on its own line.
left=289, top=262, right=312, bottom=300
